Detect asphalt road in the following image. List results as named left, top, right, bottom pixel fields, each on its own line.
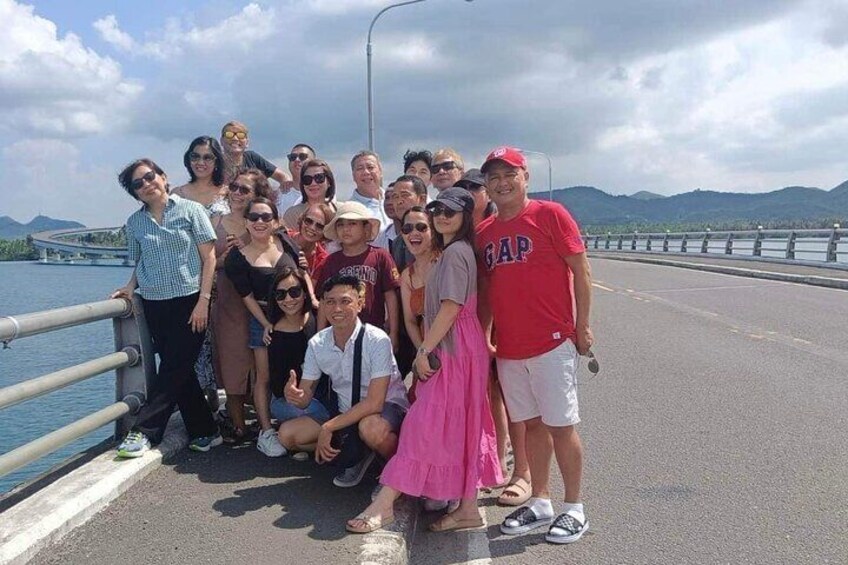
left=29, top=258, right=848, bottom=565
left=411, top=258, right=847, bottom=565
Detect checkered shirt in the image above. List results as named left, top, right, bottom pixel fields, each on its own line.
left=126, top=194, right=217, bottom=300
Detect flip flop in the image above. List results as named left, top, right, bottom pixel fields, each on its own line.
left=346, top=513, right=394, bottom=534
left=429, top=512, right=486, bottom=532
left=498, top=477, right=532, bottom=507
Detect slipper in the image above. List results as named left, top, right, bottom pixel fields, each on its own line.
left=429, top=512, right=486, bottom=532
left=498, top=477, right=532, bottom=507
left=346, top=513, right=394, bottom=534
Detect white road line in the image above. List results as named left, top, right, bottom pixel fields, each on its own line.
left=592, top=283, right=615, bottom=292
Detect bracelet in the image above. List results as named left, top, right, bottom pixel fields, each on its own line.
left=417, top=345, right=430, bottom=356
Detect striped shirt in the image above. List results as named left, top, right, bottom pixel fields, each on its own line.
left=126, top=194, right=217, bottom=300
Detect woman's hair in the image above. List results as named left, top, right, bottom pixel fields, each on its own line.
left=267, top=266, right=311, bottom=323
left=299, top=202, right=335, bottom=233
left=233, top=168, right=273, bottom=200
left=244, top=196, right=279, bottom=221
left=430, top=206, right=475, bottom=251
left=403, top=149, right=433, bottom=171
left=118, top=158, right=166, bottom=200
left=400, top=205, right=427, bottom=224
left=183, top=136, right=225, bottom=186
left=298, top=159, right=336, bottom=203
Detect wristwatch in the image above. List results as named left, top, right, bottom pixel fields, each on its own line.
left=417, top=345, right=430, bottom=356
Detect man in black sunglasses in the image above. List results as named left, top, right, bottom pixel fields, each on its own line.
left=455, top=168, right=496, bottom=226
left=278, top=143, right=316, bottom=219
left=431, top=148, right=465, bottom=193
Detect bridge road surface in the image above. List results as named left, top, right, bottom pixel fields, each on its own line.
left=30, top=258, right=847, bottom=565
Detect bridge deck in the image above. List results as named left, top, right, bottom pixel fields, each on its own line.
left=30, top=258, right=848, bottom=565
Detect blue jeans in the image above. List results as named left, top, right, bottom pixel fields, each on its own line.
left=270, top=396, right=330, bottom=424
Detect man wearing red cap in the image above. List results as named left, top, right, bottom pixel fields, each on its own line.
left=476, top=146, right=594, bottom=545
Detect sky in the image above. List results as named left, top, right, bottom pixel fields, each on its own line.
left=1, top=0, right=847, bottom=227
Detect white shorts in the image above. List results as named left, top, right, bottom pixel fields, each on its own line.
left=497, top=339, right=580, bottom=427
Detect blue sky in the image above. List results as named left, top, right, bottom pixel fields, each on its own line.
left=2, top=0, right=848, bottom=227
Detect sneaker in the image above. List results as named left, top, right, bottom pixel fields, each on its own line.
left=291, top=451, right=310, bottom=462
left=500, top=505, right=554, bottom=535
left=189, top=433, right=223, bottom=452
left=333, top=451, right=376, bottom=488
left=546, top=512, right=588, bottom=544
left=256, top=428, right=287, bottom=457
left=117, top=431, right=150, bottom=458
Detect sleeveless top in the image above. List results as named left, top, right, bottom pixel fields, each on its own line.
left=268, top=315, right=316, bottom=398
left=408, top=262, right=426, bottom=329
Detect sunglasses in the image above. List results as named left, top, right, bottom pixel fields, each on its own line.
left=288, top=152, right=310, bottom=162
left=430, top=161, right=457, bottom=174
left=229, top=182, right=252, bottom=195
left=301, top=216, right=326, bottom=230
left=579, top=350, right=601, bottom=384
left=223, top=131, right=247, bottom=140
left=429, top=205, right=458, bottom=219
left=302, top=173, right=327, bottom=185
left=246, top=212, right=275, bottom=223
left=274, top=286, right=304, bottom=301
left=189, top=152, right=216, bottom=163
left=401, top=222, right=429, bottom=235
left=130, top=170, right=157, bottom=191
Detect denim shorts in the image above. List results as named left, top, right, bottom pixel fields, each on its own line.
left=270, top=396, right=330, bottom=424
left=248, top=316, right=265, bottom=349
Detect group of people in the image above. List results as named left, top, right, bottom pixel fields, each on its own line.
left=110, top=120, right=595, bottom=547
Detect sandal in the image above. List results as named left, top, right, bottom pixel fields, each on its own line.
left=498, top=477, right=532, bottom=507
left=346, top=513, right=394, bottom=534
left=429, top=512, right=485, bottom=532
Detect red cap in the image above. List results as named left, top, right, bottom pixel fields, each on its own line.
left=480, top=146, right=527, bottom=173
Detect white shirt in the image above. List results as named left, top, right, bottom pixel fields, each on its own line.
left=350, top=189, right=390, bottom=230
left=302, top=319, right=408, bottom=413
left=372, top=223, right=395, bottom=251
left=276, top=187, right=302, bottom=219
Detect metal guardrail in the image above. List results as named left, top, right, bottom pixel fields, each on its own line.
left=584, top=226, right=846, bottom=264
left=0, top=297, right=154, bottom=479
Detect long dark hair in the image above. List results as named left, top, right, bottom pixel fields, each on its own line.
left=298, top=159, right=336, bottom=203
left=118, top=158, right=166, bottom=200
left=183, top=136, right=225, bottom=186
left=267, top=266, right=311, bottom=324
left=431, top=207, right=475, bottom=251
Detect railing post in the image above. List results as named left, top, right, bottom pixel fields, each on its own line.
left=753, top=226, right=764, bottom=257
left=701, top=228, right=711, bottom=253
left=605, top=232, right=611, bottom=250
left=663, top=231, right=669, bottom=252
left=786, top=231, right=797, bottom=260
left=617, top=235, right=624, bottom=251
left=646, top=234, right=652, bottom=251
left=631, top=232, right=638, bottom=251
left=826, top=224, right=840, bottom=262
left=112, top=294, right=155, bottom=439
left=725, top=232, right=734, bottom=255
left=681, top=233, right=688, bottom=253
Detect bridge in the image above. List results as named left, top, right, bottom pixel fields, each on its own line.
left=29, top=228, right=130, bottom=266
left=1, top=254, right=846, bottom=564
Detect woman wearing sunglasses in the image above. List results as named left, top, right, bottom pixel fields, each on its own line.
left=111, top=159, right=221, bottom=457
left=172, top=136, right=229, bottom=216
left=210, top=169, right=272, bottom=443
left=292, top=203, right=334, bottom=277
left=348, top=188, right=502, bottom=534
left=225, top=196, right=302, bottom=457
left=282, top=159, right=338, bottom=230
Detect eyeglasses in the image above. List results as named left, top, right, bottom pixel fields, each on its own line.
left=430, top=161, right=457, bottom=174
left=223, top=131, right=247, bottom=140
left=130, top=171, right=157, bottom=191
left=189, top=153, right=216, bottom=163
left=429, top=205, right=458, bottom=219
left=229, top=182, right=253, bottom=195
left=401, top=222, right=429, bottom=235
left=288, top=152, right=310, bottom=162
left=302, top=173, right=327, bottom=185
left=246, top=212, right=275, bottom=223
left=274, top=286, right=304, bottom=301
left=301, top=216, right=326, bottom=230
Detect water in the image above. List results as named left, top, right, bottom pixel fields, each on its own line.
left=0, top=261, right=133, bottom=494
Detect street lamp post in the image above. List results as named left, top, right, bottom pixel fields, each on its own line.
left=367, top=0, right=473, bottom=151
left=518, top=149, right=553, bottom=201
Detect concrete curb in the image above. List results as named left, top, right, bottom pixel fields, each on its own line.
left=0, top=415, right=188, bottom=565
left=593, top=253, right=848, bottom=290
left=357, top=495, right=421, bottom=565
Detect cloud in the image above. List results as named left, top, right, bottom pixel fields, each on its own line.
left=0, top=0, right=141, bottom=138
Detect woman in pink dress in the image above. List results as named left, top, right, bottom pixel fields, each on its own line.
left=347, top=188, right=502, bottom=534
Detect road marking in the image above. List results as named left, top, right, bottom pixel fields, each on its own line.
left=592, top=283, right=615, bottom=292
left=640, top=283, right=783, bottom=293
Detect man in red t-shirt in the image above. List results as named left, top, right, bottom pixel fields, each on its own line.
left=476, top=146, right=594, bottom=545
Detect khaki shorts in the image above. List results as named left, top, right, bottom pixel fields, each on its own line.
left=496, top=339, right=580, bottom=427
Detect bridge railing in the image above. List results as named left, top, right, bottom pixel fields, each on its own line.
left=584, top=226, right=847, bottom=265
left=0, top=297, right=154, bottom=480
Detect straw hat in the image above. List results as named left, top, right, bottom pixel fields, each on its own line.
left=323, top=201, right=382, bottom=241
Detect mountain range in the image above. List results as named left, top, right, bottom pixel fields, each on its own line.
left=539, top=179, right=848, bottom=228
left=0, top=216, right=85, bottom=240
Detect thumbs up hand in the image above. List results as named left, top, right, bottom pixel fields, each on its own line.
left=285, top=370, right=307, bottom=408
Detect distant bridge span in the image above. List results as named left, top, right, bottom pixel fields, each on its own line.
left=30, top=227, right=130, bottom=265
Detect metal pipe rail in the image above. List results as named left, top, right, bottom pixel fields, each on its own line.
left=0, top=299, right=132, bottom=346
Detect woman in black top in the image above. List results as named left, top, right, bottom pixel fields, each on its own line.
left=224, top=197, right=300, bottom=457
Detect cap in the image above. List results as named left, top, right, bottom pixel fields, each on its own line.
left=426, top=187, right=474, bottom=214
left=323, top=201, right=382, bottom=241
left=480, top=146, right=527, bottom=173
left=454, top=168, right=486, bottom=190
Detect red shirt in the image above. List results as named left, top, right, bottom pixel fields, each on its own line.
left=476, top=200, right=585, bottom=359
left=314, top=245, right=401, bottom=329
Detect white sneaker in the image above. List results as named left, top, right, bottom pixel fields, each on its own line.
left=256, top=428, right=287, bottom=457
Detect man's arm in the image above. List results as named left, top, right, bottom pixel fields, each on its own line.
left=270, top=167, right=290, bottom=186
left=384, top=289, right=399, bottom=352
left=564, top=251, right=593, bottom=354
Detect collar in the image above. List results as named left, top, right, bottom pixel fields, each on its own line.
left=332, top=317, right=363, bottom=351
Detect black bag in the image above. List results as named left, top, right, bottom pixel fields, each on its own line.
left=325, top=325, right=369, bottom=469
